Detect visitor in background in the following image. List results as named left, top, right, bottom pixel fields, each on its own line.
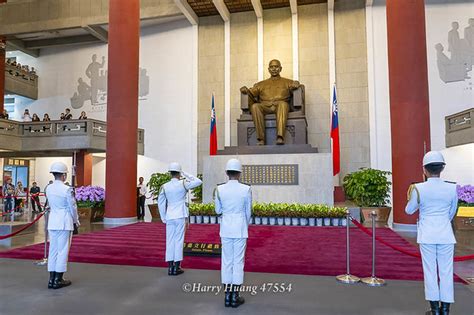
left=64, top=108, right=73, bottom=120
left=78, top=111, right=87, bottom=120
left=43, top=113, right=51, bottom=121
left=137, top=177, right=147, bottom=221
left=406, top=151, right=457, bottom=315
left=30, top=182, right=42, bottom=213
left=59, top=113, right=65, bottom=120
left=2, top=178, right=15, bottom=213
left=32, top=113, right=40, bottom=122
left=0, top=109, right=9, bottom=120
left=214, top=158, right=251, bottom=308
left=15, top=181, right=26, bottom=213
left=22, top=109, right=32, bottom=122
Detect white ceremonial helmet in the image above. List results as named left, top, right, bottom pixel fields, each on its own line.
left=226, top=158, right=242, bottom=173
left=168, top=162, right=182, bottom=172
left=422, top=151, right=445, bottom=166
left=49, top=161, right=68, bottom=174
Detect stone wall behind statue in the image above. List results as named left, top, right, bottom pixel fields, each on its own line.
left=197, top=2, right=370, bottom=181
left=335, top=0, right=370, bottom=178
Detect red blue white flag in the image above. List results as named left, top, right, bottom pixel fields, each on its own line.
left=210, top=94, right=217, bottom=156
left=331, top=84, right=340, bottom=176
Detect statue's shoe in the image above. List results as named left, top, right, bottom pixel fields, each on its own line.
left=276, top=137, right=284, bottom=145
left=257, top=140, right=265, bottom=145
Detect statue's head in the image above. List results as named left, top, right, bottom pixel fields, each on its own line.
left=452, top=22, right=459, bottom=30
left=92, top=54, right=97, bottom=61
left=268, top=59, right=282, bottom=77
left=435, top=43, right=444, bottom=52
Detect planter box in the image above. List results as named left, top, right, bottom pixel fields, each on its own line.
left=323, top=218, right=331, bottom=226
left=300, top=218, right=308, bottom=226
left=209, top=216, right=217, bottom=224
left=277, top=217, right=284, bottom=225
left=189, top=216, right=196, bottom=224
left=147, top=204, right=161, bottom=221
left=254, top=217, right=262, bottom=225
left=261, top=217, right=269, bottom=225
left=77, top=206, right=104, bottom=223
left=291, top=218, right=299, bottom=226
left=316, top=218, right=323, bottom=226
left=332, top=218, right=340, bottom=226
left=268, top=217, right=276, bottom=225
left=455, top=207, right=474, bottom=231
left=308, top=218, right=316, bottom=226
left=361, top=207, right=391, bottom=224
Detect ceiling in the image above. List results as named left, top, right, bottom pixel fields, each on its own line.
left=187, top=0, right=328, bottom=17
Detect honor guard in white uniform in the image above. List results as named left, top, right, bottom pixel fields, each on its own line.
left=214, top=158, right=252, bottom=308
left=158, top=162, right=202, bottom=276
left=45, top=162, right=80, bottom=289
left=405, top=151, right=457, bottom=315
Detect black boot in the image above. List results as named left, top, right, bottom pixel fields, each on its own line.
left=52, top=272, right=71, bottom=289
left=426, top=301, right=440, bottom=315
left=224, top=284, right=232, bottom=307
left=440, top=302, right=450, bottom=315
left=167, top=261, right=174, bottom=276
left=173, top=261, right=184, bottom=275
left=48, top=272, right=56, bottom=289
left=231, top=285, right=245, bottom=308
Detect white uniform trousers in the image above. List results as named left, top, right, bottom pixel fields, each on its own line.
left=47, top=230, right=72, bottom=273
left=420, top=244, right=455, bottom=303
left=221, top=238, right=247, bottom=285
left=165, top=218, right=185, bottom=262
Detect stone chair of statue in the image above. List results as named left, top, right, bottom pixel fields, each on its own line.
left=237, top=85, right=308, bottom=146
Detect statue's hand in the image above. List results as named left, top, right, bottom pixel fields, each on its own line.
left=240, top=86, right=249, bottom=94
left=290, top=81, right=301, bottom=90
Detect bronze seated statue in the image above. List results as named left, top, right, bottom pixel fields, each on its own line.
left=238, top=60, right=307, bottom=146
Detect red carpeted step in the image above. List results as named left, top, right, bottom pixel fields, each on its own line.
left=0, top=222, right=464, bottom=283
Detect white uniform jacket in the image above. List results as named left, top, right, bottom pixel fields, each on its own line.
left=214, top=180, right=252, bottom=238
left=46, top=180, right=79, bottom=231
left=405, top=178, right=458, bottom=244
left=158, top=173, right=202, bottom=222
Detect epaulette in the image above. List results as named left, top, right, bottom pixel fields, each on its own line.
left=444, top=180, right=456, bottom=184
left=217, top=182, right=225, bottom=186
left=241, top=182, right=251, bottom=187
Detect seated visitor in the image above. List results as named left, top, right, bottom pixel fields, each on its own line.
left=78, top=111, right=87, bottom=120
left=43, top=113, right=51, bottom=121
left=32, top=113, right=40, bottom=122
left=60, top=113, right=65, bottom=120
left=0, top=109, right=9, bottom=120
left=64, top=108, right=73, bottom=120
left=22, top=109, right=32, bottom=122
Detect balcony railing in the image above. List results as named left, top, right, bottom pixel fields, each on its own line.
left=0, top=119, right=144, bottom=156
left=4, top=63, right=38, bottom=99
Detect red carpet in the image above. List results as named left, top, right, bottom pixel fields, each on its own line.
left=0, top=222, right=464, bottom=282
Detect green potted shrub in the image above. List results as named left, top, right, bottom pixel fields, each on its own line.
left=343, top=168, right=392, bottom=223
left=320, top=205, right=331, bottom=226
left=253, top=203, right=262, bottom=225
left=147, top=172, right=171, bottom=221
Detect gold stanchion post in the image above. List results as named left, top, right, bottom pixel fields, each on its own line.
left=34, top=209, right=49, bottom=266
left=336, top=210, right=360, bottom=284
left=361, top=211, right=386, bottom=286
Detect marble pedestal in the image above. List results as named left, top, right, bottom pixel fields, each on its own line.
left=203, top=152, right=333, bottom=205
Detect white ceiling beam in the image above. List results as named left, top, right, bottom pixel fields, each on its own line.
left=328, top=0, right=334, bottom=10
left=251, top=0, right=263, bottom=18
left=212, top=0, right=230, bottom=22
left=289, top=0, right=298, bottom=14
left=366, top=0, right=374, bottom=6
left=82, top=25, right=108, bottom=43
left=173, top=0, right=199, bottom=25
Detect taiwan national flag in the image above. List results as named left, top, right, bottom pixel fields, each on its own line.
left=331, top=84, right=340, bottom=176
left=209, top=94, right=217, bottom=156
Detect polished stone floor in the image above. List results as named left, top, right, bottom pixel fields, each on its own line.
left=0, top=209, right=473, bottom=315
left=0, top=259, right=473, bottom=315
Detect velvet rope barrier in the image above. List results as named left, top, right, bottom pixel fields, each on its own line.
left=0, top=212, right=44, bottom=240
left=350, top=218, right=474, bottom=262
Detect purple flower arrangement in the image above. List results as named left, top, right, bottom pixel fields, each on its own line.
left=75, top=185, right=105, bottom=208
left=457, top=185, right=474, bottom=206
